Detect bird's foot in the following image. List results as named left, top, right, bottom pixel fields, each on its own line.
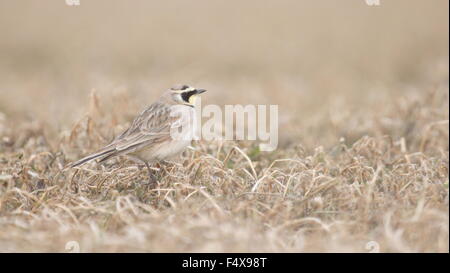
left=141, top=172, right=158, bottom=189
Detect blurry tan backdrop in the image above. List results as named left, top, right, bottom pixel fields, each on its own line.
left=0, top=0, right=448, bottom=146
left=0, top=0, right=448, bottom=252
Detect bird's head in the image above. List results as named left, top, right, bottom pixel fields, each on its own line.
left=168, top=84, right=206, bottom=107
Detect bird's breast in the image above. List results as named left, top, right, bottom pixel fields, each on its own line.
left=134, top=139, right=191, bottom=162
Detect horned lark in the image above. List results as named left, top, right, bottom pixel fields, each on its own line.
left=71, top=84, right=206, bottom=184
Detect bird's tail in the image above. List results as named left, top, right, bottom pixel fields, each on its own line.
left=70, top=148, right=116, bottom=168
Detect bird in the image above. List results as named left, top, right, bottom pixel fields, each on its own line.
left=70, top=84, right=206, bottom=185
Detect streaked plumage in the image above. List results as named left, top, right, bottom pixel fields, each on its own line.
left=70, top=85, right=206, bottom=184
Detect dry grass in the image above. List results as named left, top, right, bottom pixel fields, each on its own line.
left=0, top=0, right=448, bottom=252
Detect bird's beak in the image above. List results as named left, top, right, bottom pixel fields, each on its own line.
left=195, top=89, right=206, bottom=94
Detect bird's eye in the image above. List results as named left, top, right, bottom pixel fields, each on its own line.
left=181, top=92, right=190, bottom=102
left=181, top=85, right=189, bottom=90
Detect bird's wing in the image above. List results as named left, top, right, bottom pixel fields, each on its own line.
left=71, top=102, right=184, bottom=166
left=111, top=102, right=177, bottom=153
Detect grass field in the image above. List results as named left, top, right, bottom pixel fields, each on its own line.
left=0, top=0, right=448, bottom=252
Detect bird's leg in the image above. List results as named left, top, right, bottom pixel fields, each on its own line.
left=127, top=155, right=157, bottom=187
left=144, top=161, right=157, bottom=187
left=159, top=160, right=172, bottom=174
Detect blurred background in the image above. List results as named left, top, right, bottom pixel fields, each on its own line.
left=0, top=0, right=448, bottom=253
left=0, top=0, right=448, bottom=149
